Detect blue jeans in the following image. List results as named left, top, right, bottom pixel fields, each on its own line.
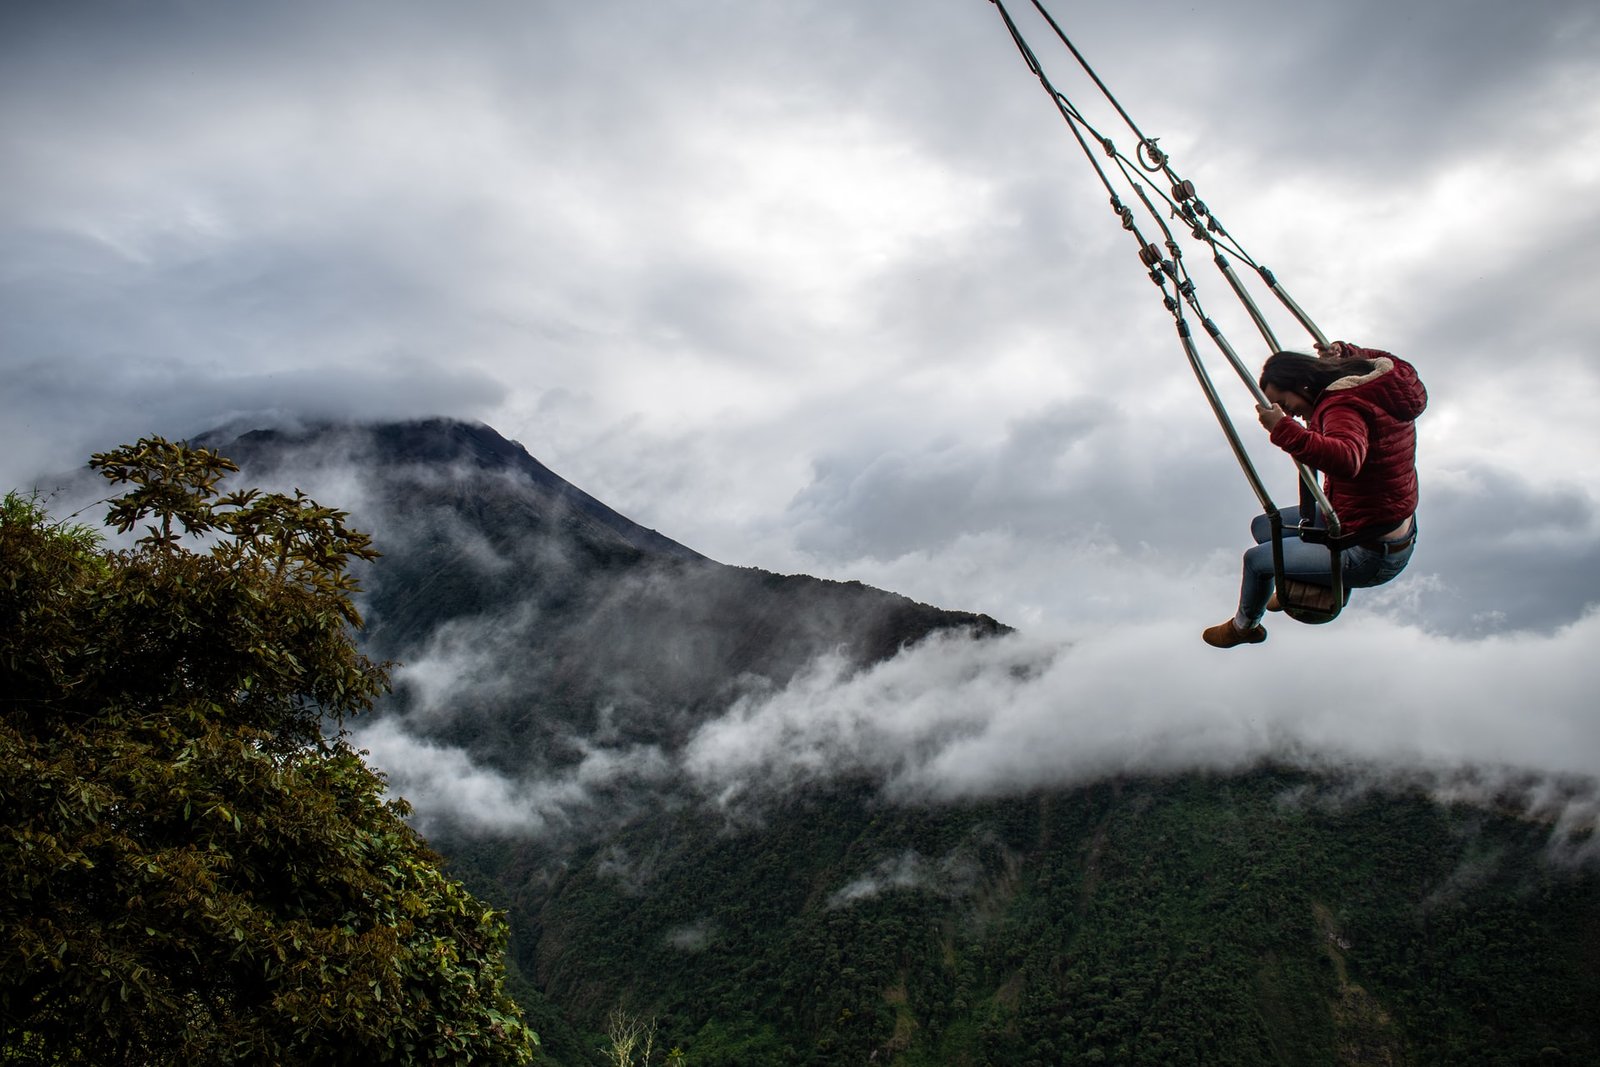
left=1236, top=506, right=1416, bottom=626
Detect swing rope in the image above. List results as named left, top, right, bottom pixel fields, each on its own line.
left=1012, top=0, right=1331, bottom=352
left=985, top=0, right=1360, bottom=620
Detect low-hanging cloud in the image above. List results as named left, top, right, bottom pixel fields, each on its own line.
left=355, top=603, right=1600, bottom=867
left=354, top=717, right=673, bottom=836
left=664, top=919, right=719, bottom=953
left=827, top=847, right=985, bottom=909
left=682, top=620, right=1600, bottom=807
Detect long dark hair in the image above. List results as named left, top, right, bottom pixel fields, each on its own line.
left=1258, top=351, right=1377, bottom=404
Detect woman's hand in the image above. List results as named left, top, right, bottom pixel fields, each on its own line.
left=1314, top=339, right=1351, bottom=359
left=1257, top=402, right=1288, bottom=431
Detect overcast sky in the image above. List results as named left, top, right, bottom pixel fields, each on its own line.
left=6, top=0, right=1599, bottom=823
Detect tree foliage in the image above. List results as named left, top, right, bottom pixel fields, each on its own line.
left=481, top=773, right=1599, bottom=1067
left=1, top=439, right=538, bottom=1064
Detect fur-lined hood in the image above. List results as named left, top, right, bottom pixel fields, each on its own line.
left=1321, top=356, right=1428, bottom=423
left=1271, top=343, right=1426, bottom=534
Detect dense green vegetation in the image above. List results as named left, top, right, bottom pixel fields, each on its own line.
left=441, top=771, right=1599, bottom=1067
left=1, top=441, right=536, bottom=1064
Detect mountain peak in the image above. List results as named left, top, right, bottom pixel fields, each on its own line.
left=215, top=417, right=707, bottom=564
left=204, top=414, right=1006, bottom=780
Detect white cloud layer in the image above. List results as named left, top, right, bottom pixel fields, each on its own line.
left=352, top=614, right=1599, bottom=861
left=680, top=620, right=1600, bottom=803
left=354, top=717, right=672, bottom=836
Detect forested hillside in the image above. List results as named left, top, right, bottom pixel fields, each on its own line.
left=442, top=769, right=1599, bottom=1066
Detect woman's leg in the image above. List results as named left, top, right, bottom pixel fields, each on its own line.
left=1236, top=515, right=1339, bottom=628
left=1207, top=508, right=1335, bottom=647
left=1252, top=505, right=1310, bottom=545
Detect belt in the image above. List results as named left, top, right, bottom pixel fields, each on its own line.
left=1361, top=518, right=1416, bottom=554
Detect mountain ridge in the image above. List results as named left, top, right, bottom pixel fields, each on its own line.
left=212, top=417, right=1007, bottom=782
left=214, top=417, right=709, bottom=564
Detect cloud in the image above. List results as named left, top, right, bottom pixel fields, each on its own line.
left=388, top=609, right=526, bottom=725
left=354, top=717, right=673, bottom=836
left=664, top=919, right=719, bottom=953
left=353, top=609, right=1598, bottom=863
left=785, top=396, right=1250, bottom=562
left=827, top=847, right=984, bottom=909
left=679, top=619, right=1600, bottom=845
left=1401, top=463, right=1600, bottom=634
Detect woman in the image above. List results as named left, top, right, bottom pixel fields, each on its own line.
left=1202, top=340, right=1428, bottom=648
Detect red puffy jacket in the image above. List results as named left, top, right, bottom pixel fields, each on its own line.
left=1267, top=344, right=1427, bottom=537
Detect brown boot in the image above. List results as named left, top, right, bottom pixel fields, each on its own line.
left=1267, top=593, right=1282, bottom=612
left=1202, top=619, right=1268, bottom=648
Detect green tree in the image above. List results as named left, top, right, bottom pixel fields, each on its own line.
left=0, top=438, right=538, bottom=1065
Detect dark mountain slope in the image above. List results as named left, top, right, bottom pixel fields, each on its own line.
left=217, top=419, right=1005, bottom=771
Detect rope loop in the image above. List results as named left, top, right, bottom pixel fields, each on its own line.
left=1138, top=137, right=1166, bottom=171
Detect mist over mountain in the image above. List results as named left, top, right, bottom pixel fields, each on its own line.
left=217, top=418, right=1006, bottom=831
left=207, top=417, right=1599, bottom=1065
